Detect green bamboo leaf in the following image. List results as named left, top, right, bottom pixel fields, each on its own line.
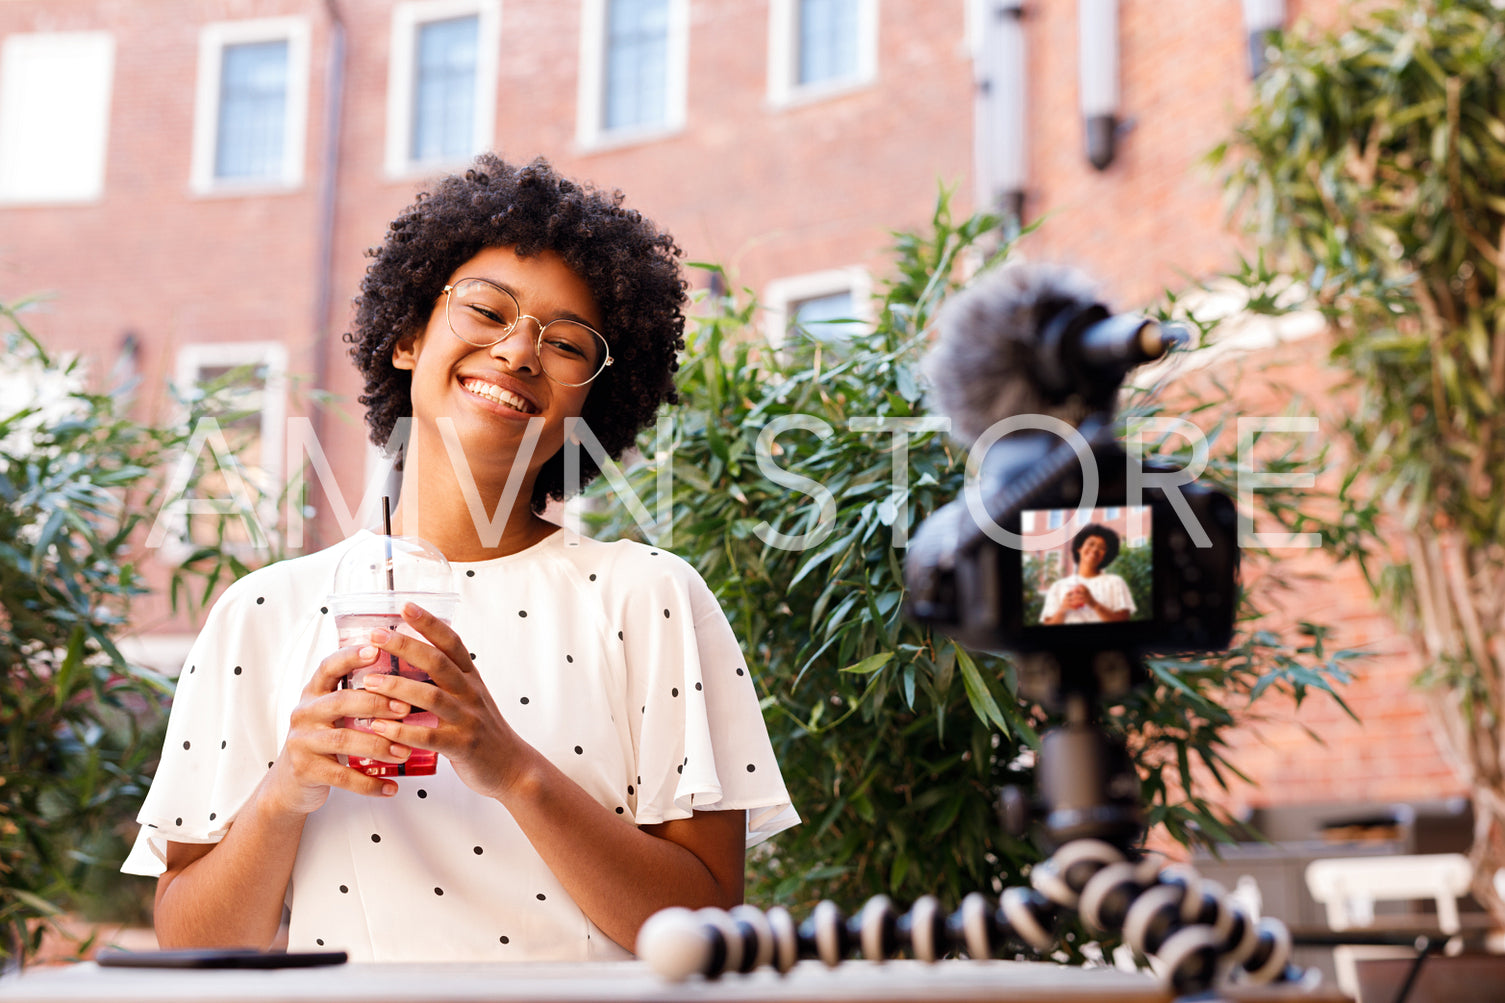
left=955, top=645, right=1011, bottom=736
left=839, top=651, right=893, bottom=676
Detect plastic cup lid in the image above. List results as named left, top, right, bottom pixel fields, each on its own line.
left=332, top=533, right=455, bottom=596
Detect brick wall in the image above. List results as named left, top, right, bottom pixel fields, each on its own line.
left=0, top=0, right=1466, bottom=821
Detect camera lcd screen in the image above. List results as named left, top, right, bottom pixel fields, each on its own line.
left=1021, top=506, right=1152, bottom=628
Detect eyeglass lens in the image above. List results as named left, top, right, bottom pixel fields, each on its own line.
left=447, top=278, right=609, bottom=386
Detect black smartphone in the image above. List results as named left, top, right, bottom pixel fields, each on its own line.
left=94, top=947, right=348, bottom=969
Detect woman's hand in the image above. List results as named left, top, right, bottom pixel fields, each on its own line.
left=359, top=603, right=530, bottom=802
left=358, top=604, right=745, bottom=952
left=263, top=644, right=418, bottom=816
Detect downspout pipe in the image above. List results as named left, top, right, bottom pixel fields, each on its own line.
left=308, top=0, right=346, bottom=551
left=1077, top=0, right=1119, bottom=171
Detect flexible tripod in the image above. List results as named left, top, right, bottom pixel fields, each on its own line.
left=639, top=680, right=1304, bottom=999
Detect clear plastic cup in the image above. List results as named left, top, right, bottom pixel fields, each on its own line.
left=328, top=535, right=458, bottom=778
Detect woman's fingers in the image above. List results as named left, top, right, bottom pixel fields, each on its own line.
left=360, top=671, right=452, bottom=719
left=293, top=749, right=402, bottom=800
left=364, top=629, right=466, bottom=697
left=308, top=643, right=383, bottom=696
left=275, top=644, right=435, bottom=808
left=401, top=603, right=473, bottom=677
left=313, top=723, right=415, bottom=766
left=366, top=716, right=435, bottom=753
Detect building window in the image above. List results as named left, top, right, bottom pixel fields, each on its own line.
left=605, top=0, right=668, bottom=130
left=577, top=0, right=688, bottom=148
left=767, top=0, right=877, bottom=107
left=798, top=0, right=859, bottom=85
left=166, top=343, right=289, bottom=557
left=387, top=0, right=498, bottom=177
left=412, top=15, right=478, bottom=161
left=0, top=32, right=115, bottom=204
left=216, top=40, right=289, bottom=179
left=790, top=290, right=862, bottom=343
left=191, top=19, right=310, bottom=193
left=764, top=267, right=873, bottom=348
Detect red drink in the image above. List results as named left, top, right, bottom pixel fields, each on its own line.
left=330, top=592, right=457, bottom=778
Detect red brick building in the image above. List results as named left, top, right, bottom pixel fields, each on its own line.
left=0, top=0, right=1463, bottom=844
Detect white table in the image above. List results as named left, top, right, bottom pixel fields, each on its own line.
left=1, top=958, right=1348, bottom=1003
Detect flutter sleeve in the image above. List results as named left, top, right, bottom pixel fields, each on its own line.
left=1105, top=573, right=1136, bottom=616
left=121, top=577, right=299, bottom=876
left=621, top=548, right=798, bottom=847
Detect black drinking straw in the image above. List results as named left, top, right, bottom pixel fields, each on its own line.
left=381, top=496, right=397, bottom=589
left=381, top=496, right=400, bottom=675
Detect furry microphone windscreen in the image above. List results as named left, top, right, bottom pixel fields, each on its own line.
left=924, top=263, right=1105, bottom=445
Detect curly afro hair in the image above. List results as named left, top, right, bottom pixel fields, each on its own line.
left=1070, top=522, right=1121, bottom=570
left=344, top=153, right=687, bottom=513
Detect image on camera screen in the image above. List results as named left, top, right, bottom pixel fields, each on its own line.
left=1022, top=506, right=1152, bottom=627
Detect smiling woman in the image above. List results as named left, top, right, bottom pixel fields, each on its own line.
left=120, top=154, right=798, bottom=962
left=1038, top=523, right=1134, bottom=625
left=346, top=155, right=685, bottom=517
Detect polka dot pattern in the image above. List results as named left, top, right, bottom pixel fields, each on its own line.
left=125, top=528, right=796, bottom=964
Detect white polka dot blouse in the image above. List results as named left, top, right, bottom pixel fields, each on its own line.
left=122, top=528, right=798, bottom=961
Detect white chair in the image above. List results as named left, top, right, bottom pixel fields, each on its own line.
left=1305, top=853, right=1473, bottom=999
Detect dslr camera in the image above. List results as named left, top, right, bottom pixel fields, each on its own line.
left=904, top=264, right=1239, bottom=708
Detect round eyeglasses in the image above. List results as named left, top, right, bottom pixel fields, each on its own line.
left=443, top=278, right=613, bottom=387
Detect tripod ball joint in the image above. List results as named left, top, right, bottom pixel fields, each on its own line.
left=640, top=888, right=1060, bottom=981
left=637, top=849, right=1297, bottom=993
left=1029, top=839, right=1127, bottom=909
left=637, top=904, right=799, bottom=981
left=636, top=908, right=718, bottom=982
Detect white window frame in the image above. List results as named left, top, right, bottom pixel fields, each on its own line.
left=766, top=0, right=878, bottom=108
left=159, top=341, right=290, bottom=562
left=763, top=266, right=874, bottom=347
left=0, top=31, right=115, bottom=205
left=190, top=17, right=311, bottom=195
left=576, top=0, right=690, bottom=151
left=385, top=0, right=500, bottom=179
